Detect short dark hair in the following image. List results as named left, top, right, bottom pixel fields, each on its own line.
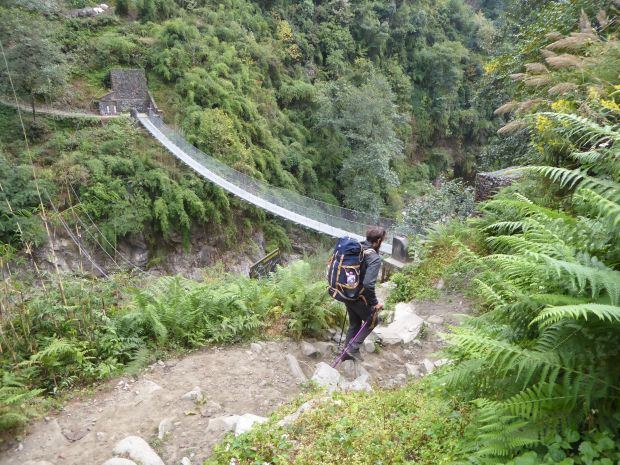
left=366, top=226, right=386, bottom=243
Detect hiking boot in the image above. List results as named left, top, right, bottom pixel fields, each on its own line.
left=341, top=350, right=363, bottom=362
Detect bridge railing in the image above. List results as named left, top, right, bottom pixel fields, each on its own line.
left=144, top=110, right=395, bottom=249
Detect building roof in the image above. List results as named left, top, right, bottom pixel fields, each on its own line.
left=109, top=69, right=148, bottom=100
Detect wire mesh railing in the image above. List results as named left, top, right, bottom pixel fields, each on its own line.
left=139, top=109, right=394, bottom=253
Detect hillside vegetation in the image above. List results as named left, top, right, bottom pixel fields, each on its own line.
left=0, top=0, right=619, bottom=464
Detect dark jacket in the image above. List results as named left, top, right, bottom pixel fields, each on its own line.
left=360, top=240, right=382, bottom=307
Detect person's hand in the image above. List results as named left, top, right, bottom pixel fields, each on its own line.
left=374, top=303, right=384, bottom=312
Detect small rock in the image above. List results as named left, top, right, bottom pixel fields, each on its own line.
left=434, top=358, right=449, bottom=367
left=311, top=362, right=343, bottom=391
left=435, top=278, right=445, bottom=290
left=286, top=354, right=307, bottom=383
left=206, top=415, right=240, bottom=434
left=234, top=413, right=268, bottom=436
left=277, top=398, right=322, bottom=427
left=44, top=416, right=51, bottom=422
left=395, top=373, right=407, bottom=382
left=23, top=462, right=55, bottom=465
left=200, top=400, right=223, bottom=418
left=390, top=352, right=403, bottom=363
left=158, top=418, right=174, bottom=440
left=102, top=459, right=138, bottom=465
left=341, top=360, right=356, bottom=379
left=112, top=436, right=164, bottom=465
left=342, top=374, right=372, bottom=392
left=96, top=431, right=107, bottom=442
left=181, top=458, right=191, bottom=465
left=427, top=315, right=444, bottom=325
left=157, top=360, right=165, bottom=367
left=181, top=387, right=204, bottom=404
left=250, top=343, right=263, bottom=353
left=362, top=340, right=376, bottom=353
left=405, top=363, right=421, bottom=378
left=331, top=329, right=345, bottom=343
left=300, top=341, right=319, bottom=357
left=315, top=341, right=334, bottom=356
left=422, top=358, right=435, bottom=374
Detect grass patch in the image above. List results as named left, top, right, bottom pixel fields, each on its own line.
left=206, top=381, right=469, bottom=465
left=388, top=244, right=460, bottom=304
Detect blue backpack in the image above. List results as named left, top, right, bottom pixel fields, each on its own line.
left=326, top=237, right=372, bottom=303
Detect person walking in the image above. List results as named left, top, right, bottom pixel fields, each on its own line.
left=340, top=227, right=385, bottom=361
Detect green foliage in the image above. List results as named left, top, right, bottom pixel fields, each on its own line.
left=437, top=42, right=620, bottom=461
left=0, top=14, right=67, bottom=117
left=206, top=381, right=469, bottom=465
left=389, top=243, right=461, bottom=303
left=397, top=178, right=475, bottom=238
left=0, top=371, right=43, bottom=433
left=316, top=71, right=403, bottom=216
left=0, top=259, right=332, bottom=433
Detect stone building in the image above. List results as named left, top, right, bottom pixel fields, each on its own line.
left=98, top=69, right=155, bottom=116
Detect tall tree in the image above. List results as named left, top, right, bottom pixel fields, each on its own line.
left=316, top=73, right=403, bottom=216
left=0, top=30, right=67, bottom=120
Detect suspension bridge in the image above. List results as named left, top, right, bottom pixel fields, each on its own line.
left=0, top=95, right=399, bottom=257
left=136, top=110, right=396, bottom=255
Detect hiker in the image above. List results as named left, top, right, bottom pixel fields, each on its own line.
left=341, top=226, right=385, bottom=361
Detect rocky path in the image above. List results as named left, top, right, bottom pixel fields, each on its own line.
left=0, top=294, right=469, bottom=465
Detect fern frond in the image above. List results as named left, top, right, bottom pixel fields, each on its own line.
left=528, top=252, right=620, bottom=304
left=575, top=188, right=620, bottom=230
left=532, top=303, right=620, bottom=327
left=539, top=112, right=620, bottom=147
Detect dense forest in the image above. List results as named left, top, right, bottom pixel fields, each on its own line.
left=0, top=0, right=619, bottom=463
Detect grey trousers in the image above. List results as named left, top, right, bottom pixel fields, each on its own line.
left=344, top=299, right=379, bottom=354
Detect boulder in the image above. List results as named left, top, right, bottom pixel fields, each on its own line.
left=234, top=413, right=268, bottom=436
left=373, top=303, right=424, bottom=345
left=300, top=341, right=320, bottom=357
left=112, top=436, right=164, bottom=465
left=311, top=362, right=343, bottom=391
left=207, top=415, right=240, bottom=434
left=286, top=354, right=307, bottom=383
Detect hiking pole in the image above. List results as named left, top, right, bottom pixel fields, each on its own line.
left=331, top=319, right=369, bottom=368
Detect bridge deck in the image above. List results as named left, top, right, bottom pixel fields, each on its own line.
left=136, top=113, right=393, bottom=256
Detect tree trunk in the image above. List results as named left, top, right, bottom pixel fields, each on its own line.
left=31, top=95, right=36, bottom=121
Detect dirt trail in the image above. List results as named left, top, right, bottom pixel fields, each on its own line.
left=0, top=294, right=469, bottom=465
